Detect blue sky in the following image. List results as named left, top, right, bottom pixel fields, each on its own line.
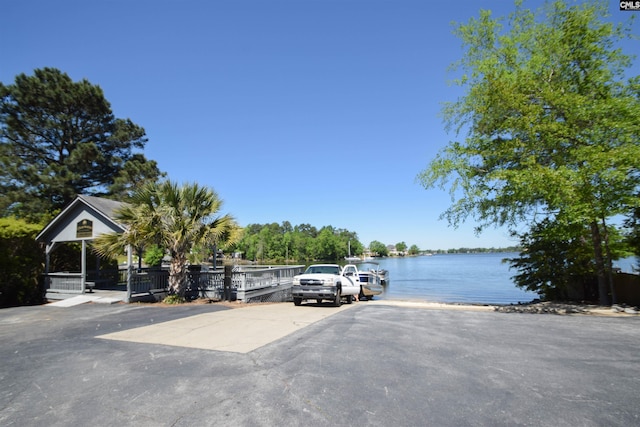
left=2, top=1, right=636, bottom=250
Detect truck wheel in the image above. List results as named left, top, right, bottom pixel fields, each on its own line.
left=293, top=297, right=302, bottom=306
left=316, top=299, right=322, bottom=304
left=346, top=294, right=353, bottom=304
left=333, top=289, right=342, bottom=307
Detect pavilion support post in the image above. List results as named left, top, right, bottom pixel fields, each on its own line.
left=45, top=246, right=50, bottom=274
left=81, top=240, right=87, bottom=293
left=126, top=244, right=133, bottom=303
left=44, top=243, right=52, bottom=290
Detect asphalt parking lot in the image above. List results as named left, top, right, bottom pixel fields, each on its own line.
left=1, top=301, right=639, bottom=426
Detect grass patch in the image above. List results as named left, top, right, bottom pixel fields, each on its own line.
left=163, top=294, right=186, bottom=305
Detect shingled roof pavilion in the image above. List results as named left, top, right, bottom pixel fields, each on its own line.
left=36, top=195, right=134, bottom=300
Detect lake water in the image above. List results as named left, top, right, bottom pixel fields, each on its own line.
left=364, top=253, right=638, bottom=305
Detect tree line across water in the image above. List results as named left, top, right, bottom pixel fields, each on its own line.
left=229, top=223, right=522, bottom=261
left=230, top=222, right=412, bottom=262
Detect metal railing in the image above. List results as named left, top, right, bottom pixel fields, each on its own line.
left=46, top=272, right=84, bottom=293
left=45, top=264, right=305, bottom=303
left=234, top=265, right=304, bottom=302
left=186, top=265, right=305, bottom=301
left=130, top=269, right=169, bottom=295
left=45, top=270, right=123, bottom=294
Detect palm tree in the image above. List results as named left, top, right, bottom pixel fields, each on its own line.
left=94, top=181, right=240, bottom=297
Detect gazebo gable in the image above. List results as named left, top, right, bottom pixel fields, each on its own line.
left=36, top=195, right=127, bottom=245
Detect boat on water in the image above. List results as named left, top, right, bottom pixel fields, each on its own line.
left=356, top=262, right=385, bottom=300
left=344, top=240, right=361, bottom=262
left=375, top=267, right=389, bottom=284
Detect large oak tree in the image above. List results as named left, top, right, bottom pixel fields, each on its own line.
left=0, top=68, right=163, bottom=219
left=418, top=1, right=640, bottom=304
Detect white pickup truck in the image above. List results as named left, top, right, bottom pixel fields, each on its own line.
left=291, top=264, right=361, bottom=306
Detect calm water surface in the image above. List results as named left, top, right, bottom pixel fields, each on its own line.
left=367, top=253, right=527, bottom=304
left=366, top=253, right=638, bottom=305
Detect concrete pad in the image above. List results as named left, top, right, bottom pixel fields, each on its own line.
left=96, top=302, right=355, bottom=353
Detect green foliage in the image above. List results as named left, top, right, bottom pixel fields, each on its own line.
left=187, top=244, right=209, bottom=265
left=507, top=220, right=595, bottom=300
left=233, top=222, right=362, bottom=262
left=369, top=240, right=388, bottom=257
left=162, top=294, right=186, bottom=305
left=0, top=217, right=44, bottom=307
left=108, top=153, right=166, bottom=202
left=408, top=244, right=420, bottom=255
left=508, top=219, right=630, bottom=300
left=50, top=243, right=83, bottom=272
left=623, top=206, right=640, bottom=271
left=395, top=242, right=408, bottom=254
left=417, top=0, right=640, bottom=304
left=143, top=244, right=164, bottom=267
left=0, top=67, right=164, bottom=220
left=93, top=181, right=240, bottom=297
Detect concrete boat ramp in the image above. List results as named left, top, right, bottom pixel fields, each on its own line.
left=46, top=291, right=125, bottom=307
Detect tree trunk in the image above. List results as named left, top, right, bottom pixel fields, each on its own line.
left=169, top=253, right=188, bottom=297
left=601, top=217, right=617, bottom=304
left=590, top=221, right=610, bottom=306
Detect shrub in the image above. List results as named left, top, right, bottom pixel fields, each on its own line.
left=143, top=244, right=164, bottom=267
left=163, top=294, right=185, bottom=304
left=0, top=218, right=45, bottom=307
